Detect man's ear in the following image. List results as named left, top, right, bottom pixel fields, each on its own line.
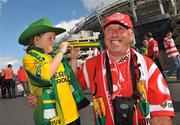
left=128, top=29, right=134, bottom=43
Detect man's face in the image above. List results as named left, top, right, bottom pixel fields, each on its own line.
left=143, top=40, right=148, bottom=48
left=104, top=24, right=133, bottom=56
left=167, top=32, right=172, bottom=37
left=144, top=35, right=149, bottom=40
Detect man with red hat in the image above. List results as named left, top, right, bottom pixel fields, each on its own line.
left=75, top=13, right=174, bottom=125
left=28, top=13, right=175, bottom=125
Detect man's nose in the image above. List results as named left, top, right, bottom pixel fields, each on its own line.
left=111, top=30, right=119, bottom=37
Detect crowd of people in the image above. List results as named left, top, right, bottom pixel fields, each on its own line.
left=0, top=12, right=179, bottom=125
left=0, top=64, right=16, bottom=99
left=139, top=30, right=180, bottom=81
left=0, top=64, right=29, bottom=99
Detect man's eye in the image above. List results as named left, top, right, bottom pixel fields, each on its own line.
left=118, top=27, right=126, bottom=32
left=107, top=28, right=112, bottom=32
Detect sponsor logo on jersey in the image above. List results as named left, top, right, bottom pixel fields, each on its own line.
left=117, top=54, right=130, bottom=63
left=160, top=100, right=173, bottom=109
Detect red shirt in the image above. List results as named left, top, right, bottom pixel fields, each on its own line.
left=77, top=50, right=174, bottom=125
left=2, top=68, right=14, bottom=80
left=17, top=67, right=28, bottom=83
left=163, top=37, right=179, bottom=58
left=147, top=38, right=159, bottom=58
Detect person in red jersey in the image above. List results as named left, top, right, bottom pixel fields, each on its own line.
left=76, top=13, right=175, bottom=125
left=2, top=64, right=15, bottom=98
left=163, top=31, right=180, bottom=80
left=144, top=32, right=165, bottom=73
left=144, top=32, right=159, bottom=59
left=17, top=66, right=29, bottom=96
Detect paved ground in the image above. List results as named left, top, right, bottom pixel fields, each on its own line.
left=0, top=81, right=179, bottom=125
left=168, top=82, right=180, bottom=125
left=0, top=96, right=34, bottom=125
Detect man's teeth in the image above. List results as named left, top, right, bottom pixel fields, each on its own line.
left=111, top=41, right=119, bottom=43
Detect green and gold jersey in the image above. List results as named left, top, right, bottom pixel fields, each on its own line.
left=23, top=49, right=79, bottom=124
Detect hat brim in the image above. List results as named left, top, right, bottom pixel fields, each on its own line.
left=103, top=21, right=130, bottom=29
left=18, top=25, right=66, bottom=45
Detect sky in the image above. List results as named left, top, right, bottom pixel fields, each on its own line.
left=0, top=0, right=118, bottom=73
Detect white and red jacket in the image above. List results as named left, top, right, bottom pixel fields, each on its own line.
left=77, top=49, right=175, bottom=125
left=164, top=37, right=179, bottom=58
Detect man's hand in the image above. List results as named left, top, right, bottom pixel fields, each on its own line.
left=27, top=93, right=37, bottom=108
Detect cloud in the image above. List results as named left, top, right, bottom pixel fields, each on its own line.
left=0, top=0, right=8, bottom=3
left=0, top=0, right=8, bottom=15
left=55, top=17, right=85, bottom=41
left=0, top=57, right=22, bottom=73
left=81, top=0, right=118, bottom=11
